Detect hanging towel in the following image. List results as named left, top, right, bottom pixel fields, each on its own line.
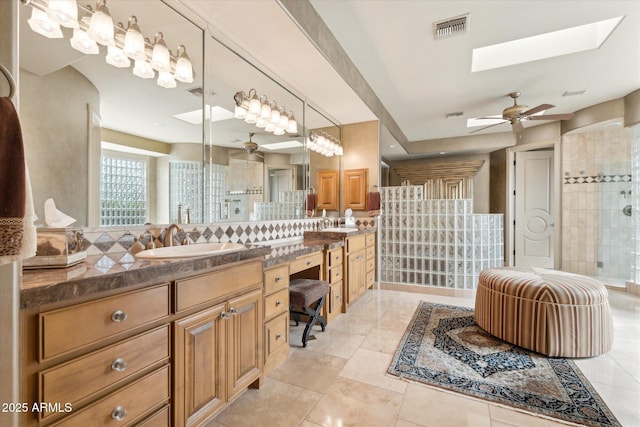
left=367, top=191, right=380, bottom=217
left=306, top=193, right=317, bottom=217
left=0, top=97, right=36, bottom=264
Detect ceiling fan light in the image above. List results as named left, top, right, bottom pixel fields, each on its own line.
left=174, top=45, right=193, bottom=83
left=70, top=27, right=99, bottom=54
left=28, top=8, right=64, bottom=39
left=132, top=59, right=154, bottom=79
left=88, top=1, right=114, bottom=46
left=106, top=45, right=130, bottom=68
left=46, top=0, right=79, bottom=29
left=157, top=71, right=176, bottom=88
left=123, top=16, right=146, bottom=61
left=150, top=32, right=171, bottom=72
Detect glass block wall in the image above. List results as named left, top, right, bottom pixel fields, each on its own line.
left=170, top=161, right=204, bottom=224
left=379, top=186, right=504, bottom=289
left=253, top=190, right=306, bottom=221
left=205, top=163, right=228, bottom=222
left=100, top=156, right=147, bottom=226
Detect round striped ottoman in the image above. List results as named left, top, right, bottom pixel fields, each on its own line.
left=474, top=267, right=613, bottom=357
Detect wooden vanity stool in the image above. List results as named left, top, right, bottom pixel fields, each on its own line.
left=289, top=278, right=329, bottom=347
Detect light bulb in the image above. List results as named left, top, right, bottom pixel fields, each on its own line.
left=47, top=0, right=78, bottom=29
left=265, top=122, right=276, bottom=133
left=151, top=32, right=171, bottom=72
left=270, top=103, right=280, bottom=125
left=234, top=104, right=247, bottom=119
left=260, top=96, right=271, bottom=119
left=106, top=45, right=130, bottom=68
left=28, top=8, right=63, bottom=39
left=174, top=45, right=193, bottom=83
left=286, top=112, right=298, bottom=133
left=256, top=117, right=267, bottom=128
left=157, top=71, right=176, bottom=88
left=70, top=21, right=99, bottom=54
left=123, top=16, right=146, bottom=61
left=133, top=59, right=154, bottom=79
left=245, top=111, right=257, bottom=124
left=278, top=106, right=288, bottom=129
left=88, top=0, right=114, bottom=46
left=248, top=92, right=261, bottom=115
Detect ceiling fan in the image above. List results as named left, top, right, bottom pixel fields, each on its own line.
left=231, top=133, right=264, bottom=158
left=471, top=92, right=574, bottom=134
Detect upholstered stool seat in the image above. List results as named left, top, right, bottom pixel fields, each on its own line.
left=475, top=267, right=613, bottom=358
left=289, top=278, right=329, bottom=347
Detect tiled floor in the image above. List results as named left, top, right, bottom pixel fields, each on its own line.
left=208, top=288, right=640, bottom=427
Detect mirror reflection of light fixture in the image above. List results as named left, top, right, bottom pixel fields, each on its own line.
left=174, top=45, right=193, bottom=83
left=23, top=0, right=194, bottom=89
left=28, top=7, right=64, bottom=39
left=233, top=89, right=299, bottom=136
left=151, top=32, right=170, bottom=72
left=157, top=70, right=177, bottom=89
left=123, top=16, right=146, bottom=60
left=70, top=17, right=99, bottom=54
left=46, top=0, right=79, bottom=28
left=307, top=132, right=343, bottom=157
left=87, top=0, right=114, bottom=46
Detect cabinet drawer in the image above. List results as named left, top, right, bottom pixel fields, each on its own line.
left=365, top=233, right=375, bottom=247
left=40, top=284, right=170, bottom=361
left=264, top=288, right=288, bottom=321
left=54, top=365, right=170, bottom=427
left=264, top=265, right=289, bottom=294
left=346, top=235, right=365, bottom=254
left=136, top=405, right=170, bottom=427
left=327, top=248, right=343, bottom=267
left=329, top=281, right=343, bottom=315
left=329, top=266, right=342, bottom=284
left=289, top=252, right=323, bottom=274
left=175, top=260, right=262, bottom=312
left=366, top=246, right=375, bottom=261
left=366, top=257, right=375, bottom=273
left=366, top=270, right=375, bottom=288
left=264, top=312, right=289, bottom=360
left=40, top=325, right=170, bottom=421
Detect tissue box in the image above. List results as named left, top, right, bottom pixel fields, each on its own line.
left=23, top=227, right=87, bottom=269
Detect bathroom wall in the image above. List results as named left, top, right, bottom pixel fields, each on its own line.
left=341, top=120, right=379, bottom=215
left=561, top=126, right=633, bottom=279
left=19, top=67, right=100, bottom=226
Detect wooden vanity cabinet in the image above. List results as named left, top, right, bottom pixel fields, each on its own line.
left=365, top=232, right=376, bottom=290
left=343, top=169, right=368, bottom=211
left=324, top=247, right=344, bottom=322
left=262, top=264, right=290, bottom=374
left=344, top=232, right=376, bottom=307
left=317, top=170, right=339, bottom=211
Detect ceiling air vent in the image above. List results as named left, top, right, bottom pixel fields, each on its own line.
left=188, top=87, right=203, bottom=97
left=434, top=14, right=469, bottom=40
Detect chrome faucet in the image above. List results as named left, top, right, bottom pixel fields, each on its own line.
left=163, top=223, right=182, bottom=247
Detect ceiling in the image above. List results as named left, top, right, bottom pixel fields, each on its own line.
left=177, top=0, right=640, bottom=161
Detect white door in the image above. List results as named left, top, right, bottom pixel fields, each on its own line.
left=515, top=150, right=554, bottom=267
left=269, top=169, right=293, bottom=202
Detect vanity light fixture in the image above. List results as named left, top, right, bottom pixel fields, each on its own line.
left=307, top=132, right=342, bottom=157
left=23, top=0, right=194, bottom=90
left=233, top=89, right=299, bottom=136
left=87, top=0, right=114, bottom=46
left=27, top=7, right=64, bottom=39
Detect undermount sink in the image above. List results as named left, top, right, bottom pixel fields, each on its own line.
left=135, top=242, right=247, bottom=260
left=320, top=227, right=359, bottom=233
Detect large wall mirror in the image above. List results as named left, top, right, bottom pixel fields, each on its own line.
left=17, top=0, right=338, bottom=228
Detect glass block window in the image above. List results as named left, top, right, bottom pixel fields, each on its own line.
left=170, top=161, right=203, bottom=223
left=100, top=156, right=148, bottom=226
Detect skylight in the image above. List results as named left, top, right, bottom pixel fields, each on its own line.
left=173, top=105, right=234, bottom=125
left=260, top=140, right=303, bottom=150
left=471, top=16, right=624, bottom=72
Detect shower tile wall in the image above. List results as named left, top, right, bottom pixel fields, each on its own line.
left=562, top=127, right=633, bottom=280
left=379, top=186, right=503, bottom=289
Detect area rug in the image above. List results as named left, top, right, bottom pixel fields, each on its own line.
left=387, top=302, right=620, bottom=427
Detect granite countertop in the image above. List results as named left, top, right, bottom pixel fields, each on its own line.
left=19, top=233, right=358, bottom=309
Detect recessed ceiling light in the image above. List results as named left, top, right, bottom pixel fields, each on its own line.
left=471, top=16, right=623, bottom=72
left=388, top=145, right=396, bottom=148
left=260, top=140, right=303, bottom=150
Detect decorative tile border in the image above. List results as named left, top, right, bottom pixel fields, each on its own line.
left=563, top=174, right=631, bottom=184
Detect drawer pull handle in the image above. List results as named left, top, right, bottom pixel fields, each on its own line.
left=221, top=311, right=230, bottom=320
left=275, top=300, right=282, bottom=306
left=336, top=295, right=341, bottom=299
left=111, top=310, right=128, bottom=323
left=275, top=276, right=282, bottom=282
left=111, top=406, right=127, bottom=421
left=111, top=358, right=127, bottom=372
left=275, top=333, right=282, bottom=340
left=306, top=261, right=311, bottom=266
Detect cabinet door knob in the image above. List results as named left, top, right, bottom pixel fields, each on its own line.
left=111, top=406, right=127, bottom=421
left=111, top=358, right=127, bottom=372
left=221, top=311, right=230, bottom=320
left=275, top=300, right=282, bottom=306
left=229, top=307, right=238, bottom=315
left=111, top=310, right=128, bottom=323
left=275, top=276, right=282, bottom=282
left=275, top=333, right=282, bottom=340
left=336, top=295, right=341, bottom=299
